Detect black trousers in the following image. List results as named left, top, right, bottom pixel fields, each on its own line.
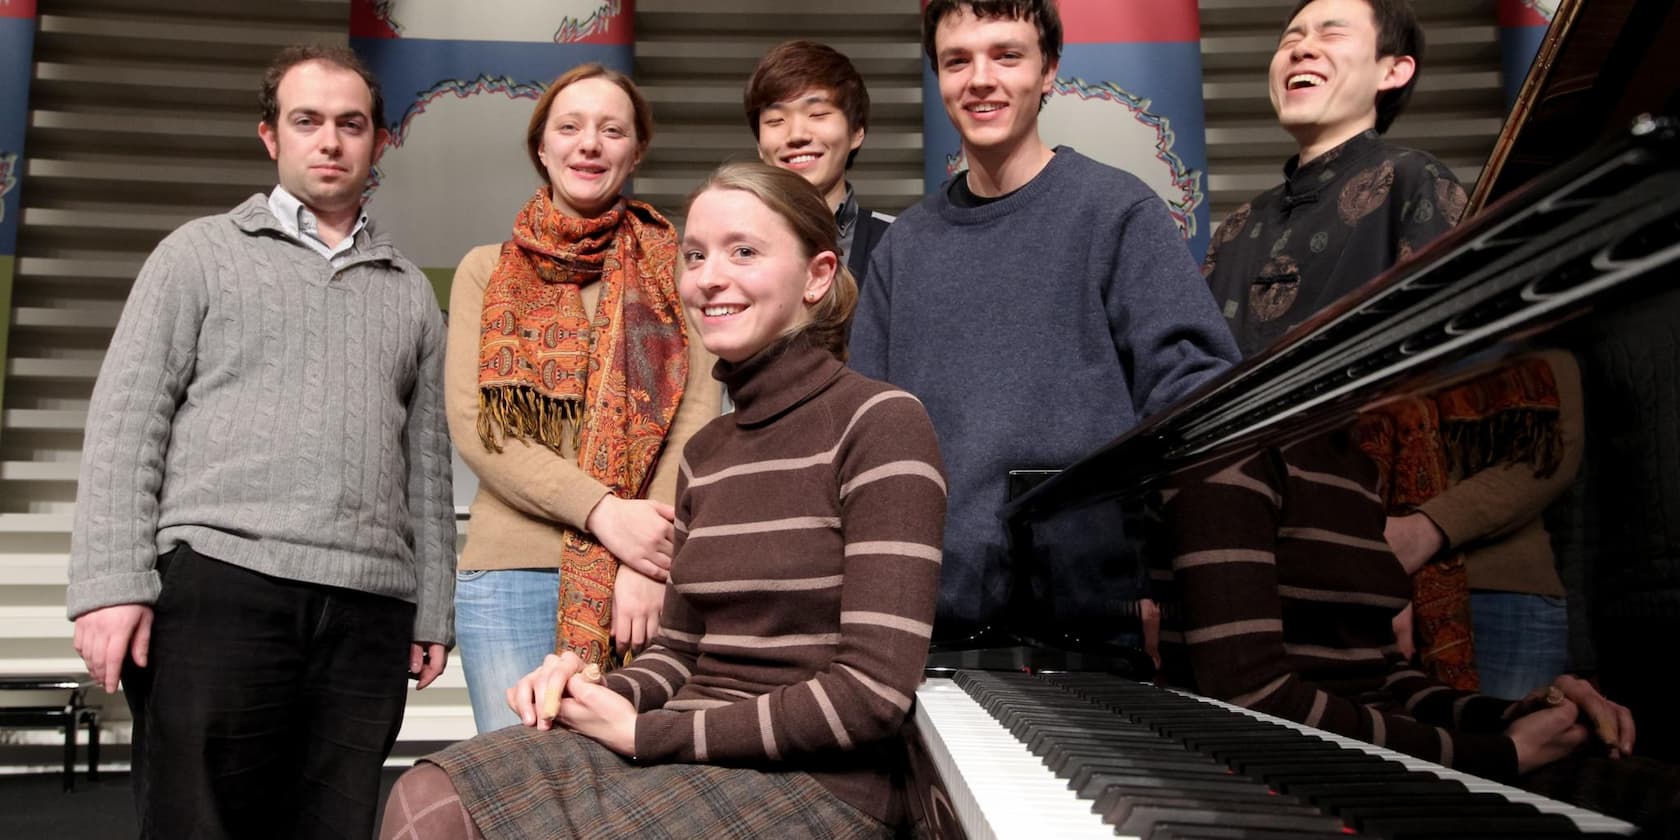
left=122, top=545, right=415, bottom=840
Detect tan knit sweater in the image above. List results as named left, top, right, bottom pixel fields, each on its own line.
left=1415, top=349, right=1583, bottom=596
left=445, top=243, right=720, bottom=571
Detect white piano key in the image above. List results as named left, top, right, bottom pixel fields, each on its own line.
left=915, top=679, right=1121, bottom=840
left=1179, top=688, right=1638, bottom=836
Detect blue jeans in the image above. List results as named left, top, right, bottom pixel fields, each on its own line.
left=454, top=568, right=561, bottom=733
left=1471, top=591, right=1569, bottom=701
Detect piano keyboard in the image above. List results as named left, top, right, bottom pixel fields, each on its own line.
left=908, top=671, right=1638, bottom=840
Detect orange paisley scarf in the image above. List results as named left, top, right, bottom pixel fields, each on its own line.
left=477, top=188, right=687, bottom=668
left=1352, top=356, right=1562, bottom=690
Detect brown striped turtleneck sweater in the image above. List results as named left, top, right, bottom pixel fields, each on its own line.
left=1156, top=433, right=1520, bottom=782
left=602, top=335, right=947, bottom=822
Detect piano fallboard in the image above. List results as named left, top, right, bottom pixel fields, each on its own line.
left=906, top=671, right=1636, bottom=840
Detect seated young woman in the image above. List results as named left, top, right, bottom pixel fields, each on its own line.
left=378, top=162, right=948, bottom=840
left=1154, top=431, right=1634, bottom=783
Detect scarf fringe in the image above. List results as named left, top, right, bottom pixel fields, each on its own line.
left=477, top=387, right=583, bottom=455
left=1439, top=408, right=1563, bottom=480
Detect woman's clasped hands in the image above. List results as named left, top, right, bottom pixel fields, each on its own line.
left=507, top=651, right=639, bottom=756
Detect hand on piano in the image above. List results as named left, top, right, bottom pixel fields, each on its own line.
left=1508, top=698, right=1588, bottom=774
left=1551, top=674, right=1637, bottom=759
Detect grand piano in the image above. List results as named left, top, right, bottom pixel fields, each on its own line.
left=903, top=0, right=1680, bottom=836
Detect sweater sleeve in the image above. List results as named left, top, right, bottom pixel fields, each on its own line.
left=405, top=297, right=459, bottom=646
left=68, top=228, right=209, bottom=617
left=443, top=244, right=611, bottom=528
left=846, top=233, right=894, bottom=381
left=629, top=394, right=946, bottom=765
left=1166, top=449, right=1519, bottom=782
left=1416, top=350, right=1585, bottom=551
left=604, top=459, right=703, bottom=712
left=1106, top=195, right=1240, bottom=419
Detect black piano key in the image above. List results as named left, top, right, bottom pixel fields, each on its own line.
left=1338, top=801, right=1545, bottom=823
left=1231, top=754, right=1406, bottom=776
left=1308, top=792, right=1511, bottom=813
left=1098, top=793, right=1332, bottom=828
left=1049, top=751, right=1227, bottom=779
left=1043, top=739, right=1215, bottom=764
left=1149, top=828, right=1356, bottom=840
left=1063, top=756, right=1242, bottom=789
left=1286, top=780, right=1470, bottom=801
left=1039, top=734, right=1186, bottom=762
left=1093, top=782, right=1304, bottom=811
left=1119, top=806, right=1350, bottom=838
left=1355, top=813, right=1583, bottom=838
left=1077, top=769, right=1275, bottom=800
left=1247, top=769, right=1417, bottom=789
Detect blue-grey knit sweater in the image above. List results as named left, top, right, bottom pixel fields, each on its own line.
left=67, top=194, right=457, bottom=645
left=850, top=148, right=1238, bottom=637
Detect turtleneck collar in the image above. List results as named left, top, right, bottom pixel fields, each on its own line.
left=1281, top=128, right=1383, bottom=202
left=715, top=333, right=844, bottom=426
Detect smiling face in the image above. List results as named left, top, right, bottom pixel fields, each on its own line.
left=258, top=60, right=385, bottom=218
left=1270, top=0, right=1414, bottom=159
left=933, top=8, right=1057, bottom=161
left=757, top=88, right=865, bottom=210
left=537, top=76, right=642, bottom=218
left=679, top=187, right=836, bottom=364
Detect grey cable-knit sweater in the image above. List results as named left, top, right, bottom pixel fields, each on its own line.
left=67, top=193, right=457, bottom=645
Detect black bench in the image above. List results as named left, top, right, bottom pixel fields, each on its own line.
left=0, top=674, right=101, bottom=791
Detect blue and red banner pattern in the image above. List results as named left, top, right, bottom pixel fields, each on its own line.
left=922, top=0, right=1212, bottom=259
left=1, top=0, right=37, bottom=257
left=349, top=0, right=634, bottom=279
left=1496, top=0, right=1557, bottom=108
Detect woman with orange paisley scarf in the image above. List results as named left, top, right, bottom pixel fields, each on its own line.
left=444, top=64, right=718, bottom=733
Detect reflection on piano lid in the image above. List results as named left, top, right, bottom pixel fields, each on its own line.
left=1009, top=115, right=1680, bottom=519
left=1009, top=0, right=1680, bottom=522
left=907, top=672, right=1637, bottom=840
left=1470, top=0, right=1680, bottom=215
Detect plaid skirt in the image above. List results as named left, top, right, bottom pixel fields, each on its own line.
left=426, top=726, right=894, bottom=840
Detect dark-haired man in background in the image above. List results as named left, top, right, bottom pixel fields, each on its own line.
left=745, top=39, right=894, bottom=280
left=68, top=45, right=455, bottom=839
left=1203, top=0, right=1467, bottom=357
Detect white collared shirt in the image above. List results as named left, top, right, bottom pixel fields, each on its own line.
left=267, top=186, right=370, bottom=267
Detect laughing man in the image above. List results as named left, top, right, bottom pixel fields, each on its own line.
left=1203, top=0, right=1468, bottom=357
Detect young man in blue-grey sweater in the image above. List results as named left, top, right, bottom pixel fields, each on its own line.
left=67, top=45, right=455, bottom=840
left=849, top=0, right=1239, bottom=647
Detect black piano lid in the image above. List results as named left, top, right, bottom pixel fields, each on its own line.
left=1008, top=117, right=1680, bottom=522
left=1006, top=0, right=1680, bottom=523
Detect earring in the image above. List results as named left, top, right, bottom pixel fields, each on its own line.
left=804, top=293, right=819, bottom=302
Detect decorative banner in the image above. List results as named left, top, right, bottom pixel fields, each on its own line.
left=1496, top=0, right=1558, bottom=108
left=350, top=0, right=634, bottom=304
left=1, top=0, right=38, bottom=421
left=922, top=0, right=1211, bottom=259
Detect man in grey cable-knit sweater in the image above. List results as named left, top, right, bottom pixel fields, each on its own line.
left=66, top=45, right=455, bottom=840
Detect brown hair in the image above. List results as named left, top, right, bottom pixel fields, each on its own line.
left=260, top=44, right=386, bottom=132
left=525, top=63, right=654, bottom=182
left=683, top=162, right=859, bottom=361
left=921, top=0, right=1063, bottom=71
left=744, top=41, right=871, bottom=169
